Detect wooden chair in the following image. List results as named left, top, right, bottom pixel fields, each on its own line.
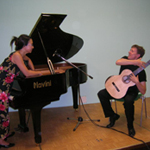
left=111, top=93, right=147, bottom=126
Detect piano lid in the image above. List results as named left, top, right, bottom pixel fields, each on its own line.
left=28, top=13, right=84, bottom=65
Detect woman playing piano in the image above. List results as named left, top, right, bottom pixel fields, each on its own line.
left=0, top=34, right=42, bottom=148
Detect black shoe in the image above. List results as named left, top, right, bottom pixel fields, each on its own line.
left=0, top=143, right=15, bottom=148
left=106, top=113, right=120, bottom=128
left=128, top=128, right=136, bottom=137
left=4, top=132, right=15, bottom=141
left=15, top=124, right=29, bottom=133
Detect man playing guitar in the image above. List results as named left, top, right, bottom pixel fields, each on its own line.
left=97, top=45, right=146, bottom=137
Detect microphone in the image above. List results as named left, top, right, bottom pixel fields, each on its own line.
left=52, top=49, right=62, bottom=57
left=52, top=50, right=58, bottom=57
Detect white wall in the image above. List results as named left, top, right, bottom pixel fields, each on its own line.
left=0, top=0, right=150, bottom=111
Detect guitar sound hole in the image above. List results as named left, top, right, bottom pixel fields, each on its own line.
left=122, top=75, right=130, bottom=84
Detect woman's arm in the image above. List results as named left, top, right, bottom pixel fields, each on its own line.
left=23, top=55, right=35, bottom=70
left=11, top=52, right=42, bottom=77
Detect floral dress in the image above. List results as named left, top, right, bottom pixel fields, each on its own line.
left=0, top=52, right=20, bottom=139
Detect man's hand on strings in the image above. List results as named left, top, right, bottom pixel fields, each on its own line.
left=130, top=73, right=139, bottom=84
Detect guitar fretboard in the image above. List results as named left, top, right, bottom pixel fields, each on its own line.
left=133, top=60, right=150, bottom=76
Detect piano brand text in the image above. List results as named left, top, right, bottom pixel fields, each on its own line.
left=33, top=80, right=52, bottom=89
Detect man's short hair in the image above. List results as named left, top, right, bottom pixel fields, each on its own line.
left=131, top=44, right=145, bottom=58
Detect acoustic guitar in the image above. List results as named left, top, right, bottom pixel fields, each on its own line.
left=105, top=60, right=150, bottom=99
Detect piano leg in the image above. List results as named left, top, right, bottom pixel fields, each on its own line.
left=71, top=84, right=79, bottom=109
left=30, top=106, right=43, bottom=144
left=30, top=101, right=50, bottom=144
left=18, top=108, right=29, bottom=132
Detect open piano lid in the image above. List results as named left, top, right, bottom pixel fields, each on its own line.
left=28, top=14, right=84, bottom=65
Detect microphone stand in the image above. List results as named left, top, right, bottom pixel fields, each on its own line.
left=55, top=53, right=100, bottom=131
left=55, top=53, right=93, bottom=79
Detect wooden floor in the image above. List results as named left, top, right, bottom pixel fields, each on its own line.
left=5, top=97, right=150, bottom=150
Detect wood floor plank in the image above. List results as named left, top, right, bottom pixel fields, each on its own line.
left=5, top=97, right=150, bottom=150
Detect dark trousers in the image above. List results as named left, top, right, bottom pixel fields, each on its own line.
left=97, top=89, right=138, bottom=129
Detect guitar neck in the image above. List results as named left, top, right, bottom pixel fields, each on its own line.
left=133, top=60, right=150, bottom=76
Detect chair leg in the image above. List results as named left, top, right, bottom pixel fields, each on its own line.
left=144, top=97, right=147, bottom=118
left=109, top=100, right=117, bottom=122
left=115, top=100, right=117, bottom=113
left=140, top=96, right=147, bottom=126
left=140, top=98, right=143, bottom=126
left=110, top=100, right=117, bottom=113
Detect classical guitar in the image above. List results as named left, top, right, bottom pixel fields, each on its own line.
left=105, top=60, right=150, bottom=99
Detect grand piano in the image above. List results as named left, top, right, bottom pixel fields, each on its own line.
left=10, top=14, right=87, bottom=144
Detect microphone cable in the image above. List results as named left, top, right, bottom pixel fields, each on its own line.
left=79, top=95, right=150, bottom=150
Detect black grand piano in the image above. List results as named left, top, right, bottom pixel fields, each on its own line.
left=10, top=14, right=87, bottom=144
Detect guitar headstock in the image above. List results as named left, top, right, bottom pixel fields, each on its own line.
left=147, top=60, right=150, bottom=64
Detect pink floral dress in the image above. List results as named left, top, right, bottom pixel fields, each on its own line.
left=0, top=52, right=20, bottom=139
